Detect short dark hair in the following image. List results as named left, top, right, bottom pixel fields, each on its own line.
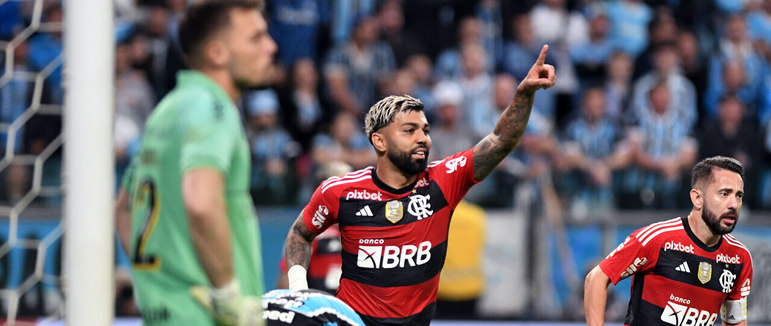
left=691, top=156, right=744, bottom=188
left=178, top=0, right=262, bottom=61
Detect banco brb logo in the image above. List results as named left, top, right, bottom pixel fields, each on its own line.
left=357, top=241, right=432, bottom=269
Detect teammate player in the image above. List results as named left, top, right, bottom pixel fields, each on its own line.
left=284, top=45, right=556, bottom=325
left=584, top=156, right=753, bottom=326
left=114, top=0, right=276, bottom=324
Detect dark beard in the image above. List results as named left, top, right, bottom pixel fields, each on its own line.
left=701, top=200, right=737, bottom=235
left=387, top=146, right=428, bottom=175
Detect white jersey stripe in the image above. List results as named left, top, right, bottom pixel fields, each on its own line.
left=321, top=168, right=372, bottom=190
left=641, top=226, right=684, bottom=246
left=322, top=175, right=372, bottom=193
left=637, top=218, right=682, bottom=241
left=723, top=235, right=754, bottom=266
left=636, top=217, right=681, bottom=240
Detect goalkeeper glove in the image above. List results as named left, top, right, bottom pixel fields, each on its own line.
left=190, top=279, right=263, bottom=326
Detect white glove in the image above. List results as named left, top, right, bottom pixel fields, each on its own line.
left=190, top=279, right=263, bottom=326
left=287, top=265, right=309, bottom=291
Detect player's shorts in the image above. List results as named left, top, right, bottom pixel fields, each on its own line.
left=262, top=289, right=365, bottom=326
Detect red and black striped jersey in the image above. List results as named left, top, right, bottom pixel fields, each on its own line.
left=600, top=217, right=753, bottom=326
left=301, top=149, right=478, bottom=325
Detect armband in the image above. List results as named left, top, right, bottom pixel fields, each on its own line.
left=720, top=297, right=747, bottom=324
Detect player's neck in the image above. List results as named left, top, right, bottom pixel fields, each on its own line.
left=687, top=211, right=721, bottom=247
left=199, top=68, right=241, bottom=102
left=375, top=158, right=419, bottom=190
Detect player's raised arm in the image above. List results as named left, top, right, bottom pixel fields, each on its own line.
left=584, top=265, right=612, bottom=326
left=472, top=44, right=556, bottom=181
left=284, top=212, right=318, bottom=291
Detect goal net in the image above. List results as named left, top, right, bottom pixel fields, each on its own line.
left=0, top=0, right=114, bottom=324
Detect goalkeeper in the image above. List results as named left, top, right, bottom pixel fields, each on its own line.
left=114, top=0, right=277, bottom=325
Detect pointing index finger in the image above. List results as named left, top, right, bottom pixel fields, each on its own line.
left=535, top=44, right=549, bottom=66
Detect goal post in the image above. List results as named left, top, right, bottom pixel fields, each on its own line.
left=63, top=0, right=115, bottom=324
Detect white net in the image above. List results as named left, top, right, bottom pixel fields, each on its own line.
left=0, top=0, right=66, bottom=323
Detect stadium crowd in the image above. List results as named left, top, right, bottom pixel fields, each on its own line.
left=1, top=0, right=771, bottom=213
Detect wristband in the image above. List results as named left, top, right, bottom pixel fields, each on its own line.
left=288, top=265, right=309, bottom=291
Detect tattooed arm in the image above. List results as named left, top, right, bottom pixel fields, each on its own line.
left=473, top=45, right=557, bottom=181
left=284, top=212, right=318, bottom=270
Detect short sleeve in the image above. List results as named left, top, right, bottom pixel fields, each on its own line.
left=302, top=183, right=340, bottom=235
left=728, top=253, right=753, bottom=301
left=179, top=95, right=239, bottom=173
left=599, top=233, right=658, bottom=285
left=428, top=148, right=479, bottom=207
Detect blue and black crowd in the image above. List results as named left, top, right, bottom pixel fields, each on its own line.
left=1, top=0, right=770, bottom=212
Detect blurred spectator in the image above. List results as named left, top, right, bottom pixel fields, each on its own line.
left=529, top=0, right=588, bottom=48
left=330, top=0, right=375, bottom=45
left=435, top=17, right=488, bottom=81
left=435, top=200, right=487, bottom=320
left=137, top=3, right=186, bottom=99
left=377, top=0, right=424, bottom=66
left=0, top=1, right=22, bottom=40
left=114, top=25, right=156, bottom=180
left=476, top=0, right=504, bottom=75
left=311, top=112, right=375, bottom=170
left=605, top=0, right=653, bottom=58
left=704, top=59, right=768, bottom=122
left=631, top=42, right=697, bottom=133
left=558, top=87, right=624, bottom=214
left=698, top=95, right=762, bottom=206
left=746, top=0, right=771, bottom=59
left=428, top=81, right=476, bottom=161
left=604, top=50, right=635, bottom=124
left=676, top=29, right=709, bottom=125
left=267, top=0, right=330, bottom=67
left=570, top=7, right=615, bottom=85
left=324, top=14, right=396, bottom=116
left=455, top=42, right=496, bottom=140
left=244, top=89, right=301, bottom=205
left=27, top=2, right=63, bottom=104
left=500, top=14, right=557, bottom=122
left=0, top=36, right=31, bottom=203
left=633, top=7, right=679, bottom=79
left=278, top=58, right=332, bottom=153
left=621, top=81, right=697, bottom=209
left=405, top=54, right=437, bottom=117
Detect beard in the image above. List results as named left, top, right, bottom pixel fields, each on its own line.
left=701, top=200, right=738, bottom=235
left=387, top=145, right=428, bottom=176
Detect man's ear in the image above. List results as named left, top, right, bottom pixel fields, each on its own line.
left=204, top=40, right=229, bottom=67
left=371, top=132, right=387, bottom=154
left=690, top=188, right=702, bottom=210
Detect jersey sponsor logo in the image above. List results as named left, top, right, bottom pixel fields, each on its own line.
left=415, top=177, right=429, bottom=188
left=385, top=200, right=403, bottom=223
left=607, top=236, right=631, bottom=258
left=698, top=262, right=712, bottom=284
left=620, top=257, right=647, bottom=279
left=263, top=310, right=295, bottom=323
left=345, top=189, right=383, bottom=201
left=664, top=241, right=695, bottom=254
left=445, top=156, right=467, bottom=174
left=661, top=300, right=717, bottom=326
left=356, top=205, right=374, bottom=217
left=675, top=261, right=691, bottom=273
left=356, top=241, right=432, bottom=269
left=407, top=194, right=433, bottom=220
left=719, top=269, right=737, bottom=293
left=740, top=278, right=751, bottom=297
left=312, top=205, right=329, bottom=228
left=716, top=253, right=741, bottom=264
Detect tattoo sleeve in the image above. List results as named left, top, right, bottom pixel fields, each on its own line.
left=284, top=212, right=317, bottom=269
left=473, top=90, right=535, bottom=181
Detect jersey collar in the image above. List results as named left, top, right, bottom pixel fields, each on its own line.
left=176, top=70, right=232, bottom=104
left=371, top=168, right=418, bottom=195
left=681, top=216, right=722, bottom=252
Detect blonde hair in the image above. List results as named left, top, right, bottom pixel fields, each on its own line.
left=364, top=94, right=424, bottom=144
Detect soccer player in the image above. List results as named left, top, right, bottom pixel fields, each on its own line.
left=584, top=156, right=753, bottom=326
left=114, top=0, right=277, bottom=325
left=284, top=45, right=556, bottom=325
left=261, top=289, right=365, bottom=325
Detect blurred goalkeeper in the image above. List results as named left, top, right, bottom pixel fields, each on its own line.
left=114, top=0, right=276, bottom=325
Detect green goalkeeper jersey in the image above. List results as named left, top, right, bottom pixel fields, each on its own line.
left=122, top=71, right=263, bottom=325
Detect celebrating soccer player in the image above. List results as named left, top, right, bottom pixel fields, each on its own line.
left=284, top=45, right=556, bottom=325
left=584, top=156, right=753, bottom=326
left=114, top=0, right=276, bottom=325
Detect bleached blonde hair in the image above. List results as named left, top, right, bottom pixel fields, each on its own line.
left=364, top=94, right=424, bottom=144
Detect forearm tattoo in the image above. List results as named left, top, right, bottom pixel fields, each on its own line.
left=285, top=218, right=315, bottom=268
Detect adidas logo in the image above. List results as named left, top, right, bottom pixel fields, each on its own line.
left=356, top=205, right=373, bottom=217
left=675, top=261, right=691, bottom=273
